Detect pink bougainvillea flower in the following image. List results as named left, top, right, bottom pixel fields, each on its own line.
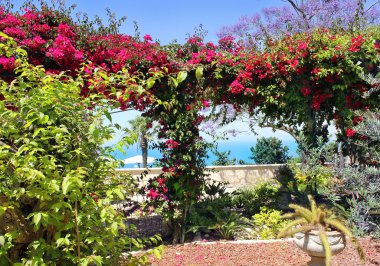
left=166, top=139, right=180, bottom=149
left=3, top=27, right=26, bottom=39
left=57, top=23, right=76, bottom=38
left=0, top=56, right=15, bottom=71
left=230, top=80, right=245, bottom=94
left=147, top=189, right=160, bottom=199
left=143, top=34, right=153, bottom=42
left=201, top=99, right=210, bottom=108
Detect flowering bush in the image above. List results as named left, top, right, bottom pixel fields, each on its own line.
left=0, top=37, right=160, bottom=265
left=1, top=2, right=380, bottom=244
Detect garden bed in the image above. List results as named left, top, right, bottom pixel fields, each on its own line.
left=145, top=238, right=380, bottom=265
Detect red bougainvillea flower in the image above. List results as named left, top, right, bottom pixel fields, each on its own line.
left=346, top=128, right=356, bottom=137
left=90, top=192, right=99, bottom=202
left=375, top=41, right=380, bottom=53
left=157, top=177, right=166, bottom=186
left=353, top=116, right=363, bottom=125
left=300, top=86, right=311, bottom=96
left=348, top=35, right=365, bottom=52
left=165, top=139, right=179, bottom=149
left=297, top=42, right=308, bottom=50
left=311, top=68, right=321, bottom=75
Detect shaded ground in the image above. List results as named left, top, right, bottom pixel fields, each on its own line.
left=147, top=238, right=380, bottom=266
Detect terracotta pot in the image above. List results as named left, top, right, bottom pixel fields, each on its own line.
left=294, top=230, right=346, bottom=266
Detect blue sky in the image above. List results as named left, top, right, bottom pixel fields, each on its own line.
left=15, top=0, right=284, bottom=44
left=59, top=0, right=285, bottom=44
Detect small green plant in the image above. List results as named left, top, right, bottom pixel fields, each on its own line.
left=209, top=212, right=245, bottom=240
left=252, top=207, right=289, bottom=239
left=231, top=181, right=281, bottom=216
left=278, top=195, right=364, bottom=266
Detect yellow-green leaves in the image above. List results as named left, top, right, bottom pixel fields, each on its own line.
left=195, top=66, right=203, bottom=82
left=177, top=71, right=188, bottom=83
left=62, top=169, right=87, bottom=195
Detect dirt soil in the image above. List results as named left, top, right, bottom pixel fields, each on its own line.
left=147, top=238, right=380, bottom=266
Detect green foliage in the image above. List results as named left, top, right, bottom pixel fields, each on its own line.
left=289, top=136, right=335, bottom=196
left=187, top=192, right=233, bottom=234
left=211, top=149, right=236, bottom=166
left=250, top=137, right=290, bottom=164
left=331, top=110, right=380, bottom=237
left=252, top=207, right=289, bottom=239
left=0, top=37, right=155, bottom=265
left=278, top=195, right=364, bottom=266
left=231, top=181, right=281, bottom=217
left=209, top=212, right=246, bottom=240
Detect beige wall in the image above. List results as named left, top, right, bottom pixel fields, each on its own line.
left=116, top=164, right=283, bottom=191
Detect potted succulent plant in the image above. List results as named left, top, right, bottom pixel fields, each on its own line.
left=278, top=195, right=364, bottom=266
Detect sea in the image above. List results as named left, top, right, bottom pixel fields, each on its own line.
left=112, top=140, right=299, bottom=168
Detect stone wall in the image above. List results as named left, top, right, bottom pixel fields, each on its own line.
left=116, top=164, right=283, bottom=192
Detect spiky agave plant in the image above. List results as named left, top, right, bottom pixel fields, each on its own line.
left=278, top=195, right=364, bottom=266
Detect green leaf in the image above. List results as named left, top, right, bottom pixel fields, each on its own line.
left=146, top=79, right=156, bottom=89
left=153, top=247, right=162, bottom=259
left=104, top=110, right=112, bottom=123
left=114, top=188, right=124, bottom=200
left=0, top=206, right=6, bottom=217
left=196, top=66, right=203, bottom=82
left=173, top=182, right=180, bottom=191
left=111, top=222, right=118, bottom=235
left=177, top=71, right=188, bottom=83
left=33, top=213, right=42, bottom=227
left=62, top=177, right=72, bottom=195
left=0, top=236, right=5, bottom=246
left=169, top=76, right=178, bottom=88
left=92, top=256, right=103, bottom=266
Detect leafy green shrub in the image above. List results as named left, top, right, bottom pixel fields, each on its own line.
left=231, top=181, right=281, bottom=217
left=330, top=110, right=380, bottom=237
left=187, top=181, right=232, bottom=234
left=289, top=136, right=335, bottom=196
left=250, top=137, right=290, bottom=164
left=0, top=37, right=159, bottom=265
left=252, top=207, right=289, bottom=239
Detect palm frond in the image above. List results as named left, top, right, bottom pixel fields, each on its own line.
left=277, top=218, right=308, bottom=238
left=318, top=227, right=331, bottom=266
left=278, top=225, right=316, bottom=238
left=325, top=218, right=365, bottom=262
left=308, top=194, right=318, bottom=223
left=288, top=204, right=313, bottom=222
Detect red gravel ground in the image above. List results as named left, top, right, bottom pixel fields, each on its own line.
left=148, top=238, right=380, bottom=266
